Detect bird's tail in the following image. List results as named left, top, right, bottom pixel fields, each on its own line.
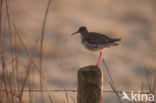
left=106, top=42, right=119, bottom=48
left=110, top=38, right=121, bottom=42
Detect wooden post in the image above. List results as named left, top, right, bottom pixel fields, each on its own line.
left=77, top=66, right=103, bottom=103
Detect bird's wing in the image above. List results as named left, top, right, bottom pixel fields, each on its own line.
left=86, top=32, right=112, bottom=44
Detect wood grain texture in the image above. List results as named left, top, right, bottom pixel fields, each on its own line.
left=77, top=66, right=103, bottom=103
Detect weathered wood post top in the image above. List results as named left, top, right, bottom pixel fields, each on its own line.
left=77, top=66, right=103, bottom=103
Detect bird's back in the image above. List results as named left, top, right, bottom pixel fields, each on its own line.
left=84, top=32, right=119, bottom=44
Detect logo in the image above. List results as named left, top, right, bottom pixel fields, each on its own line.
left=121, top=91, right=130, bottom=101
left=121, top=91, right=155, bottom=102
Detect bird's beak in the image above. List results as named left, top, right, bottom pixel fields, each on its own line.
left=71, top=31, right=79, bottom=36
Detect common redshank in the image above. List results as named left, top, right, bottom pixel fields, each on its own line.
left=71, top=26, right=121, bottom=66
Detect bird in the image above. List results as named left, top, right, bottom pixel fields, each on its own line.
left=71, top=26, right=121, bottom=66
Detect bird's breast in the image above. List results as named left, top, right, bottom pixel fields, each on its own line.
left=81, top=37, right=100, bottom=51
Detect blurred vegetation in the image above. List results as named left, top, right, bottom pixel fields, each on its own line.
left=0, top=0, right=156, bottom=103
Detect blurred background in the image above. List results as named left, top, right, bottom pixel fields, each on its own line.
left=1, top=0, right=156, bottom=103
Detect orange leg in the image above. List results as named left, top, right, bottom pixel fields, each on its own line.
left=89, top=51, right=102, bottom=67
left=96, top=50, right=102, bottom=66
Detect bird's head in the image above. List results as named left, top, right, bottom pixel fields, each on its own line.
left=71, top=26, right=88, bottom=36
